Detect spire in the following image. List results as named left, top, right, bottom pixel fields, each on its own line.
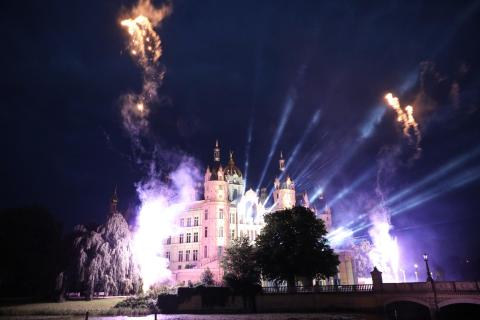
left=229, top=150, right=234, bottom=163
left=279, top=151, right=285, bottom=172
left=205, top=166, right=212, bottom=181
left=110, top=186, right=118, bottom=214
left=214, top=140, right=220, bottom=162
left=302, top=191, right=310, bottom=208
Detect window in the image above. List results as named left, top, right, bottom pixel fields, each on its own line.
left=165, top=251, right=170, bottom=261
left=204, top=246, right=208, bottom=258
left=193, top=250, right=198, bottom=261
left=179, top=234, right=184, bottom=244
left=178, top=265, right=182, bottom=270
left=166, top=236, right=171, bottom=245
left=180, top=218, right=184, bottom=227
left=194, top=232, right=198, bottom=242
left=230, top=212, right=235, bottom=224
left=218, top=208, right=224, bottom=219
left=240, top=230, right=244, bottom=237
left=204, top=209, right=208, bottom=220
left=178, top=251, right=183, bottom=262
left=194, top=216, right=199, bottom=226
left=231, top=230, right=235, bottom=239
left=204, top=227, right=208, bottom=238
left=217, top=246, right=223, bottom=257
left=187, top=217, right=191, bottom=227
left=185, top=250, right=190, bottom=261
left=186, top=233, right=191, bottom=243
left=218, top=226, right=223, bottom=238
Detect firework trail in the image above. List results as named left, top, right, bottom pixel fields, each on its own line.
left=119, top=1, right=201, bottom=292
left=385, top=93, right=422, bottom=159
left=120, top=0, right=172, bottom=139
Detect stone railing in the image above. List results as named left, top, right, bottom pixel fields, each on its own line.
left=199, top=255, right=219, bottom=267
left=262, top=284, right=373, bottom=294
left=261, top=281, right=480, bottom=295
left=382, top=281, right=480, bottom=294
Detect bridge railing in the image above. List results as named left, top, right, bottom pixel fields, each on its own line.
left=383, top=281, right=480, bottom=294
left=262, top=284, right=373, bottom=294
left=262, top=281, right=480, bottom=294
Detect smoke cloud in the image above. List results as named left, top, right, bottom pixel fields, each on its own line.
left=118, top=0, right=202, bottom=290
left=133, top=157, right=200, bottom=290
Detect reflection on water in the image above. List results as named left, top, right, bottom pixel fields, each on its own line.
left=1, top=313, right=383, bottom=320
left=90, top=314, right=382, bottom=320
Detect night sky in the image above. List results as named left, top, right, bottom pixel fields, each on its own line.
left=1, top=0, right=480, bottom=277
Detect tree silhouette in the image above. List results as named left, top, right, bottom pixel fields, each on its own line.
left=200, top=267, right=215, bottom=286
left=222, top=236, right=261, bottom=311
left=256, top=206, right=339, bottom=290
left=0, top=206, right=63, bottom=299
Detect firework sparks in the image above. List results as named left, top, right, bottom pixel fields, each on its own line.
left=384, top=93, right=422, bottom=158
left=118, top=0, right=177, bottom=291
left=368, top=219, right=400, bottom=282
left=120, top=15, right=162, bottom=65
left=119, top=0, right=171, bottom=137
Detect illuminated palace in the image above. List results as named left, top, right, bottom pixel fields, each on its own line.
left=163, top=141, right=355, bottom=285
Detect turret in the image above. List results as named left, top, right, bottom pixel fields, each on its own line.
left=224, top=151, right=244, bottom=202
left=214, top=140, right=220, bottom=162
left=302, top=192, right=310, bottom=208
left=279, top=151, right=285, bottom=172
left=205, top=166, right=212, bottom=182
left=110, top=186, right=118, bottom=215
left=272, top=152, right=296, bottom=211
left=217, top=165, right=224, bottom=180
left=204, top=141, right=228, bottom=201
left=315, top=193, right=332, bottom=232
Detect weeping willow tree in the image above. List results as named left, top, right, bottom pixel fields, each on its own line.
left=71, top=213, right=142, bottom=299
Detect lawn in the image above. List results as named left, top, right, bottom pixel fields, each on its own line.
left=0, top=297, right=150, bottom=317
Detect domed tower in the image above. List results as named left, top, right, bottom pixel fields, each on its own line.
left=224, top=151, right=244, bottom=202
left=273, top=152, right=296, bottom=211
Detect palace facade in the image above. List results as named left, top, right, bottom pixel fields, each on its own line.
left=162, top=141, right=354, bottom=285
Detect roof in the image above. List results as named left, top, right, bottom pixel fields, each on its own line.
left=225, top=151, right=242, bottom=178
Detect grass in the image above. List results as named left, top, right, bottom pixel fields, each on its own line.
left=0, top=297, right=150, bottom=317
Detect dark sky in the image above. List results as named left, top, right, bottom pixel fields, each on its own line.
left=1, top=0, right=480, bottom=277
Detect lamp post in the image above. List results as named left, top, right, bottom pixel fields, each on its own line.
left=423, top=253, right=433, bottom=282
left=414, top=264, right=419, bottom=282
left=423, top=253, right=438, bottom=314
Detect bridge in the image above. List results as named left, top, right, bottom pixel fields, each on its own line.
left=163, top=279, right=480, bottom=320
left=261, top=281, right=480, bottom=319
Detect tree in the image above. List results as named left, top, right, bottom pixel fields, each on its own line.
left=256, top=206, right=339, bottom=290
left=70, top=213, right=142, bottom=299
left=200, top=268, right=215, bottom=286
left=0, top=206, right=63, bottom=299
left=222, top=236, right=261, bottom=291
left=222, top=236, right=261, bottom=311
